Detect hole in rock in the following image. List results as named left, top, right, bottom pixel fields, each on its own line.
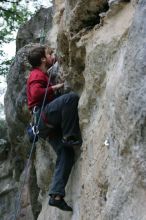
left=71, top=1, right=110, bottom=32
left=83, top=3, right=109, bottom=29
left=82, top=3, right=109, bottom=29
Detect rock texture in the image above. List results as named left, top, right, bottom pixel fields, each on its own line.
left=2, top=0, right=146, bottom=220
left=0, top=119, right=18, bottom=220
left=16, top=7, right=53, bottom=51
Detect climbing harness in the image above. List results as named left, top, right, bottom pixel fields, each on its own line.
left=13, top=63, right=55, bottom=220
left=26, top=106, right=40, bottom=143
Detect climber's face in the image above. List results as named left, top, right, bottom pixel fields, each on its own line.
left=44, top=48, right=56, bottom=68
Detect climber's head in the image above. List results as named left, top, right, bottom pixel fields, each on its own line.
left=28, top=45, right=56, bottom=69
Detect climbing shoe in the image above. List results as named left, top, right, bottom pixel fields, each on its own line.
left=62, top=136, right=82, bottom=147
left=48, top=197, right=73, bottom=211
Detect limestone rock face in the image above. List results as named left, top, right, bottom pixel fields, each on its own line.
left=3, top=0, right=146, bottom=220
left=64, top=0, right=109, bottom=33
left=16, top=7, right=53, bottom=51
left=0, top=121, right=18, bottom=220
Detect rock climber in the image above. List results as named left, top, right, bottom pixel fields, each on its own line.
left=27, top=44, right=82, bottom=211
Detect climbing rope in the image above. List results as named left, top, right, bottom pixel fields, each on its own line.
left=13, top=64, right=54, bottom=220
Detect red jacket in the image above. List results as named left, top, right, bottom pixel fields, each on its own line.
left=27, top=68, right=54, bottom=110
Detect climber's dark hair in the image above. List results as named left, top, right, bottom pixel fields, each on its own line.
left=28, top=45, right=46, bottom=68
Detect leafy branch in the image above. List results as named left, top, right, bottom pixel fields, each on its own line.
left=0, top=1, right=32, bottom=75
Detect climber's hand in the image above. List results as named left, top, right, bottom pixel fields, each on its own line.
left=52, top=83, right=64, bottom=91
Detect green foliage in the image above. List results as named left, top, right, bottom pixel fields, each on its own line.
left=0, top=0, right=32, bottom=75
left=0, top=0, right=31, bottom=43
left=0, top=57, right=14, bottom=76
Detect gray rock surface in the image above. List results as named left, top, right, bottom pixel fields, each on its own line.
left=64, top=0, right=109, bottom=32
left=16, top=7, right=53, bottom=51
left=0, top=121, right=18, bottom=220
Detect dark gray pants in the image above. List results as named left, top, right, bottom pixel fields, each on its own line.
left=44, top=92, right=80, bottom=138
left=48, top=134, right=75, bottom=197
left=38, top=92, right=81, bottom=197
